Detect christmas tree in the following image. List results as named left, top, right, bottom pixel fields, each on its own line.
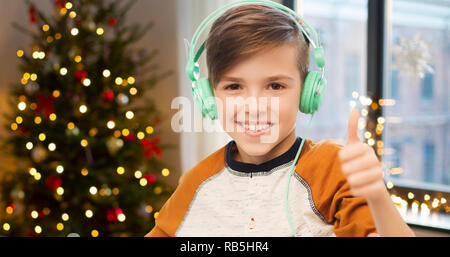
left=0, top=0, right=174, bottom=237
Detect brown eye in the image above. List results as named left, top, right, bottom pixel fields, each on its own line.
left=269, top=83, right=284, bottom=90
left=224, top=84, right=241, bottom=90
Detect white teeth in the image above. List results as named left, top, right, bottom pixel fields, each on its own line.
left=236, top=121, right=272, bottom=131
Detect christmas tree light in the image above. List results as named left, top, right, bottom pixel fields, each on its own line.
left=1, top=0, right=173, bottom=237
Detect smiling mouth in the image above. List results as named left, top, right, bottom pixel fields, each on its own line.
left=235, top=121, right=274, bottom=134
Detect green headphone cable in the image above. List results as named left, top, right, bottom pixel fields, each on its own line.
left=284, top=112, right=315, bottom=237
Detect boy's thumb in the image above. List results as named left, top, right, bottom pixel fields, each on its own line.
left=346, top=108, right=360, bottom=145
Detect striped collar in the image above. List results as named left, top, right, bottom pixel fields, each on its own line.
left=226, top=137, right=302, bottom=174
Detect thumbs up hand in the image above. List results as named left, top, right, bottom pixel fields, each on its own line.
left=338, top=109, right=385, bottom=202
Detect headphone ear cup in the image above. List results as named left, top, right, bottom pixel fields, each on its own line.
left=192, top=78, right=218, bottom=120
left=300, top=71, right=323, bottom=114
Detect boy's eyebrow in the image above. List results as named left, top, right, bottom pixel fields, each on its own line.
left=221, top=75, right=295, bottom=83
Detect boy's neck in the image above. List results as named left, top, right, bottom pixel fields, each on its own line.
left=233, top=130, right=297, bottom=165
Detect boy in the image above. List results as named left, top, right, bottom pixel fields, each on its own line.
left=146, top=3, right=414, bottom=237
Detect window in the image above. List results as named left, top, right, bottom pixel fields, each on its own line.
left=423, top=142, right=435, bottom=183
left=344, top=53, right=361, bottom=100
left=421, top=72, right=434, bottom=101
left=390, top=69, right=399, bottom=100
left=383, top=0, right=449, bottom=188
left=382, top=0, right=449, bottom=231
left=292, top=0, right=449, bottom=231
left=296, top=0, right=368, bottom=142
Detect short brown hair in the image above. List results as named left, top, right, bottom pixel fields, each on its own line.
left=205, top=4, right=310, bottom=88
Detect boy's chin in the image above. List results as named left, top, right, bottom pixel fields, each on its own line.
left=233, top=136, right=277, bottom=157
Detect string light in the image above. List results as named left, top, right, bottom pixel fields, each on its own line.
left=34, top=172, right=41, bottom=180
left=56, top=223, right=64, bottom=231
left=122, top=129, right=130, bottom=136
left=81, top=168, right=88, bottom=176
left=34, top=116, right=42, bottom=124
left=60, top=67, right=68, bottom=76
left=129, top=87, right=137, bottom=95
left=18, top=102, right=26, bottom=111
left=127, top=76, right=135, bottom=84
left=85, top=210, right=93, bottom=218
left=62, top=213, right=69, bottom=221
left=16, top=116, right=23, bottom=124
left=34, top=225, right=42, bottom=234
left=117, top=213, right=126, bottom=222
left=65, top=2, right=73, bottom=9
left=137, top=132, right=145, bottom=140
left=96, top=27, right=104, bottom=35
left=38, top=133, right=46, bottom=141
left=79, top=105, right=87, bottom=113
left=115, top=77, right=123, bottom=85
left=74, top=55, right=82, bottom=63
left=69, top=11, right=77, bottom=19
left=31, top=210, right=39, bottom=219
left=42, top=24, right=50, bottom=32
left=139, top=178, right=147, bottom=186
left=102, top=69, right=111, bottom=78
left=10, top=123, right=18, bottom=131
left=125, top=111, right=134, bottom=119
left=49, top=113, right=57, bottom=121
left=162, top=168, right=170, bottom=177
left=56, top=187, right=64, bottom=195
left=154, top=186, right=162, bottom=195
left=55, top=33, right=62, bottom=40
left=26, top=142, right=34, bottom=150
left=3, top=223, right=10, bottom=231
left=83, top=78, right=91, bottom=87
left=6, top=206, right=14, bottom=214
left=134, top=170, right=142, bottom=179
left=16, top=50, right=24, bottom=57
left=107, top=120, right=115, bottom=129
left=145, top=126, right=154, bottom=134
left=116, top=166, right=125, bottom=175
left=48, top=142, right=56, bottom=151
left=56, top=165, right=64, bottom=174
left=29, top=167, right=37, bottom=176
left=89, top=186, right=97, bottom=195
left=91, top=230, right=99, bottom=237
left=70, top=28, right=79, bottom=36
left=80, top=139, right=88, bottom=147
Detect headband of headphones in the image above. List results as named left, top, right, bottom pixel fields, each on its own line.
left=185, top=0, right=325, bottom=82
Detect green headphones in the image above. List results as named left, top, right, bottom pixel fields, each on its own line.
left=185, top=0, right=327, bottom=120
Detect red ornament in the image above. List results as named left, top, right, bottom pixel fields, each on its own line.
left=19, top=126, right=28, bottom=134
left=29, top=6, right=37, bottom=24
left=25, top=228, right=40, bottom=237
left=115, top=208, right=123, bottom=216
left=45, top=176, right=62, bottom=191
left=54, top=0, right=65, bottom=9
left=108, top=18, right=117, bottom=26
left=106, top=209, right=116, bottom=222
left=74, top=70, right=88, bottom=83
left=140, top=137, right=162, bottom=159
left=8, top=203, right=16, bottom=210
left=123, top=132, right=136, bottom=142
left=35, top=93, right=56, bottom=118
left=143, top=174, right=156, bottom=185
left=101, top=89, right=114, bottom=102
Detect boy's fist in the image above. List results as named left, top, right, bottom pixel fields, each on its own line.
left=338, top=109, right=385, bottom=201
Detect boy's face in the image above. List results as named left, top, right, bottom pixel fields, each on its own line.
left=213, top=43, right=302, bottom=159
